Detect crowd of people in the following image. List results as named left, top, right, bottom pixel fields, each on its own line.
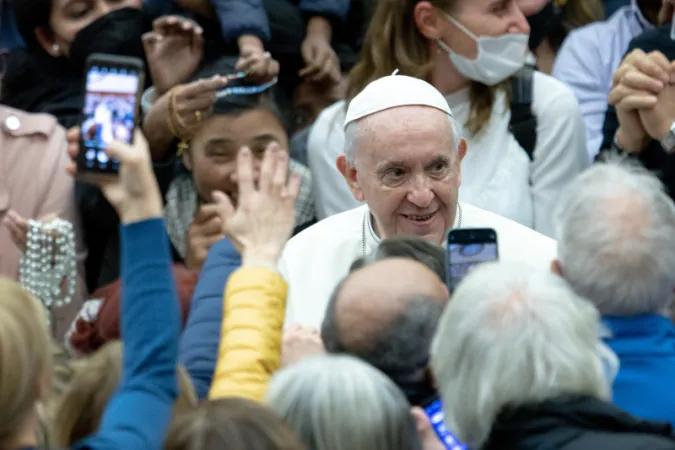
left=3, top=0, right=675, bottom=449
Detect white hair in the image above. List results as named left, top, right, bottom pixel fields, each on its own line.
left=430, top=262, right=610, bottom=449
left=344, top=112, right=462, bottom=164
left=266, top=354, right=421, bottom=450
left=554, top=157, right=675, bottom=316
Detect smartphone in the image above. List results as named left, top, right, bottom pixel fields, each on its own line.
left=447, top=228, right=499, bottom=292
left=422, top=397, right=466, bottom=450
left=77, top=54, right=145, bottom=175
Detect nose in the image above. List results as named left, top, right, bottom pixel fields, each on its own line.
left=98, top=0, right=113, bottom=15
left=510, top=0, right=530, bottom=34
left=406, top=177, right=435, bottom=209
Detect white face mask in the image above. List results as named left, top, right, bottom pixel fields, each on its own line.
left=438, top=15, right=529, bottom=86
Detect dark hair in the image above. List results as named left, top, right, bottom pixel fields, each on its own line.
left=165, top=397, right=306, bottom=450
left=349, top=235, right=447, bottom=283
left=322, top=294, right=443, bottom=406
left=188, top=57, right=290, bottom=133
left=11, top=0, right=51, bottom=48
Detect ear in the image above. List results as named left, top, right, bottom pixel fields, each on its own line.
left=34, top=27, right=60, bottom=57
left=455, top=138, right=467, bottom=187
left=551, top=259, right=563, bottom=276
left=336, top=154, right=365, bottom=202
left=414, top=1, right=445, bottom=41
left=182, top=149, right=193, bottom=172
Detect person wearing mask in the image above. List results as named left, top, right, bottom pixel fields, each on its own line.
left=553, top=160, right=675, bottom=425
left=519, top=0, right=603, bottom=74
left=308, top=0, right=587, bottom=238
left=432, top=262, right=675, bottom=450
left=552, top=0, right=671, bottom=160
left=279, top=74, right=556, bottom=329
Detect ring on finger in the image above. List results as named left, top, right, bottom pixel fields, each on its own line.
left=195, top=110, right=202, bottom=122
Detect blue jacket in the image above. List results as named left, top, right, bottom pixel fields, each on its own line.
left=75, top=219, right=181, bottom=449
left=179, top=238, right=241, bottom=399
left=604, top=314, right=675, bottom=426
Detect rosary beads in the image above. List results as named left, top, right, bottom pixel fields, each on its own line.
left=19, top=218, right=77, bottom=311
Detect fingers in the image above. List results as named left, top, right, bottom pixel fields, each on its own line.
left=180, top=75, right=229, bottom=98
left=271, top=146, right=290, bottom=192
left=211, top=190, right=236, bottom=220
left=616, top=94, right=658, bottom=111
left=193, top=215, right=223, bottom=236
left=634, top=51, right=671, bottom=84
left=153, top=15, right=203, bottom=37
left=236, top=147, right=255, bottom=201
left=621, top=69, right=665, bottom=94
left=285, top=172, right=302, bottom=202
left=193, top=203, right=225, bottom=224
left=258, top=142, right=279, bottom=193
left=104, top=129, right=149, bottom=165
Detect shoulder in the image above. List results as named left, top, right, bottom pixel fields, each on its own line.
left=0, top=105, right=63, bottom=141
left=532, top=71, right=581, bottom=118
left=281, top=205, right=366, bottom=258
left=307, top=101, right=347, bottom=164
left=461, top=202, right=557, bottom=265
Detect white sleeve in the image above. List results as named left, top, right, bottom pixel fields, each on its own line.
left=307, top=102, right=364, bottom=220
left=530, top=73, right=590, bottom=238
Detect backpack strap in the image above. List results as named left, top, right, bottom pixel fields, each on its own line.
left=509, top=65, right=538, bottom=161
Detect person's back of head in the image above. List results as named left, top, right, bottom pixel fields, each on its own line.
left=349, top=235, right=447, bottom=284
left=554, top=158, right=675, bottom=316
left=266, top=354, right=422, bottom=450
left=0, top=279, right=51, bottom=448
left=431, top=262, right=610, bottom=449
left=165, top=397, right=305, bottom=450
left=50, top=340, right=197, bottom=448
left=322, top=292, right=443, bottom=407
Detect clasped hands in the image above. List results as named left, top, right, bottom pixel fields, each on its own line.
left=610, top=49, right=675, bottom=153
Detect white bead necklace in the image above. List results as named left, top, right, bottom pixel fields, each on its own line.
left=19, top=219, right=77, bottom=315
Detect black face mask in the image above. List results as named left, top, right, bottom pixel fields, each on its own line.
left=69, top=7, right=146, bottom=69
left=526, top=1, right=562, bottom=51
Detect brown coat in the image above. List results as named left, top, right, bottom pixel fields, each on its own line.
left=0, top=106, right=87, bottom=339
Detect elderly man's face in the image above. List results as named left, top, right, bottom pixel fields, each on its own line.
left=338, top=106, right=466, bottom=244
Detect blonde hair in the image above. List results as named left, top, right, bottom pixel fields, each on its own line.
left=0, top=279, right=52, bottom=445
left=50, top=341, right=197, bottom=448
left=346, top=0, right=508, bottom=136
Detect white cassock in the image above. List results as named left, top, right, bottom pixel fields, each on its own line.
left=278, top=202, right=557, bottom=328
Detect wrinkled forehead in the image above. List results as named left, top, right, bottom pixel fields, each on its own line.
left=355, top=107, right=457, bottom=164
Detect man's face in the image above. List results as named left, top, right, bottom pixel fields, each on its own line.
left=340, top=106, right=464, bottom=244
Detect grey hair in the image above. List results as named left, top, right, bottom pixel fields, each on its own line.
left=266, top=354, right=422, bottom=450
left=344, top=113, right=462, bottom=164
left=431, top=262, right=610, bottom=449
left=554, top=157, right=675, bottom=316
left=349, top=235, right=447, bottom=283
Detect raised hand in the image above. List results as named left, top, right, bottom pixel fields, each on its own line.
left=211, top=142, right=300, bottom=266
left=143, top=16, right=204, bottom=96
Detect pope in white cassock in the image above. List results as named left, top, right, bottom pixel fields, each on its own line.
left=278, top=74, right=557, bottom=327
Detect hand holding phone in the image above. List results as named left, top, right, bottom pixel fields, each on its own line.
left=77, top=54, right=145, bottom=176
left=447, top=228, right=499, bottom=292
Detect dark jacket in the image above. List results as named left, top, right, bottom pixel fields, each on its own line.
left=597, top=24, right=675, bottom=201
left=483, top=395, right=675, bottom=450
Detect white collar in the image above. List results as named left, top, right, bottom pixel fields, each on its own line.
left=362, top=203, right=463, bottom=257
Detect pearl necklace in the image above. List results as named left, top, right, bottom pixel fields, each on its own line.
left=19, top=219, right=77, bottom=314
left=361, top=203, right=463, bottom=257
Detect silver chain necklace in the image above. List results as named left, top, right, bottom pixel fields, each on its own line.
left=361, top=203, right=463, bottom=257
left=19, top=219, right=77, bottom=316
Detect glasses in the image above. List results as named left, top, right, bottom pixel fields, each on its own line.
left=216, top=71, right=278, bottom=99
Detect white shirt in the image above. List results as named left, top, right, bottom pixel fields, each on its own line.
left=307, top=71, right=588, bottom=237
left=278, top=202, right=557, bottom=328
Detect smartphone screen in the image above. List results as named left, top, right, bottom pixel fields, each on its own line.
left=424, top=399, right=466, bottom=450
left=80, top=63, right=140, bottom=173
left=447, top=229, right=499, bottom=292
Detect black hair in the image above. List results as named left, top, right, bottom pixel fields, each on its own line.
left=11, top=0, right=51, bottom=48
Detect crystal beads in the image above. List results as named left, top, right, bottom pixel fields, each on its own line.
left=19, top=218, right=77, bottom=312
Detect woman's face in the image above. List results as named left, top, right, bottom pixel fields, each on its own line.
left=46, top=0, right=141, bottom=55
left=185, top=108, right=289, bottom=205
left=440, top=0, right=530, bottom=59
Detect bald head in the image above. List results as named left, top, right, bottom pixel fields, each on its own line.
left=328, top=258, right=447, bottom=353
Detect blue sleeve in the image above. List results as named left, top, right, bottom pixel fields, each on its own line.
left=179, top=238, right=242, bottom=399
left=299, top=0, right=350, bottom=21
left=210, top=0, right=270, bottom=42
left=74, top=219, right=180, bottom=450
